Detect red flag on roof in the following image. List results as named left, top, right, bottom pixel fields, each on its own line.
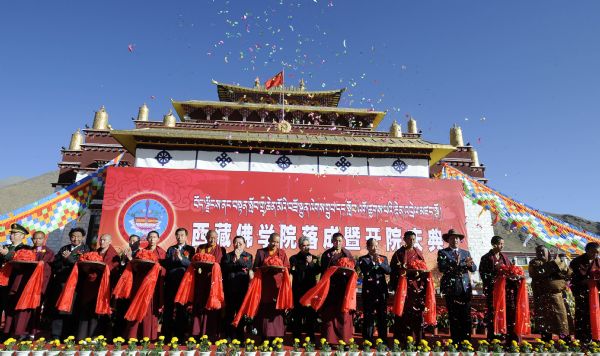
left=265, top=71, right=284, bottom=90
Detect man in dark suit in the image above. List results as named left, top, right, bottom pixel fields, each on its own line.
left=358, top=237, right=391, bottom=341
left=48, top=227, right=90, bottom=339
left=437, top=229, right=477, bottom=343
left=162, top=227, right=197, bottom=339
left=289, top=235, right=320, bottom=339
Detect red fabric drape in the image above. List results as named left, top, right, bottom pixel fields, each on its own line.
left=493, top=275, right=507, bottom=335
left=589, top=280, right=600, bottom=340
left=299, top=266, right=357, bottom=313
left=15, top=261, right=44, bottom=310
left=423, top=272, right=437, bottom=325
left=124, top=263, right=160, bottom=322
left=392, top=275, right=408, bottom=316
left=174, top=262, right=225, bottom=310
left=232, top=269, right=263, bottom=327
left=300, top=266, right=337, bottom=311
left=113, top=264, right=133, bottom=299
left=514, top=278, right=531, bottom=336
left=0, top=264, right=12, bottom=286
left=276, top=268, right=294, bottom=310
left=56, top=263, right=111, bottom=315
left=56, top=264, right=80, bottom=312
left=95, top=265, right=112, bottom=315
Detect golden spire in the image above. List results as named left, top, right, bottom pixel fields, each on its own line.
left=407, top=116, right=418, bottom=134
left=450, top=124, right=464, bottom=147
left=68, top=129, right=83, bottom=151
left=163, top=110, right=176, bottom=127
left=471, top=149, right=480, bottom=167
left=92, top=105, right=109, bottom=130
left=137, top=103, right=149, bottom=121
left=299, top=78, right=306, bottom=91
left=254, top=77, right=261, bottom=89
left=390, top=120, right=402, bottom=138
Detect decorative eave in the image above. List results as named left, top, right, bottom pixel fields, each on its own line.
left=171, top=100, right=386, bottom=129
left=214, top=80, right=345, bottom=107
left=111, top=128, right=454, bottom=166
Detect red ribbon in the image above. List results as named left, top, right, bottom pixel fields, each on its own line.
left=589, top=280, right=600, bottom=340
left=56, top=263, right=111, bottom=315
left=392, top=275, right=408, bottom=316
left=493, top=275, right=530, bottom=336
left=15, top=261, right=44, bottom=310
left=174, top=261, right=225, bottom=310
left=300, top=265, right=357, bottom=313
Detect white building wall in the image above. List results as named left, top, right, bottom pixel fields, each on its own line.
left=463, top=196, right=494, bottom=283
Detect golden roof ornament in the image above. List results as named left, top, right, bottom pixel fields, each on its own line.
left=92, top=105, right=109, bottom=130
left=299, top=78, right=306, bottom=91
left=408, top=116, right=418, bottom=134
left=137, top=103, right=149, bottom=121
left=471, top=149, right=480, bottom=167
left=277, top=119, right=292, bottom=133
left=68, top=129, right=83, bottom=151
left=390, top=120, right=402, bottom=138
left=163, top=110, right=177, bottom=127
left=450, top=124, right=464, bottom=147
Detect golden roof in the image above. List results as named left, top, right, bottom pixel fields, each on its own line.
left=111, top=127, right=455, bottom=166
left=171, top=100, right=386, bottom=129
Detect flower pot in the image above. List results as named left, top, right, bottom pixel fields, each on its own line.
left=406, top=352, right=418, bottom=356
left=361, top=353, right=373, bottom=356
left=506, top=353, right=519, bottom=356
left=31, top=352, right=45, bottom=356
left=126, top=352, right=137, bottom=356
left=430, top=352, right=443, bottom=356
left=184, top=352, right=196, bottom=356
left=290, top=353, right=301, bottom=356
left=447, top=353, right=459, bottom=356
left=244, top=352, right=256, bottom=356
left=47, top=352, right=60, bottom=356
left=375, top=352, right=387, bottom=356
left=560, top=353, right=571, bottom=356
left=1, top=351, right=14, bottom=356
left=15, top=352, right=30, bottom=356
left=111, top=352, right=124, bottom=356
left=462, top=352, right=475, bottom=356
left=259, top=352, right=271, bottom=356
left=198, top=352, right=210, bottom=356
left=572, top=353, right=585, bottom=356
left=274, top=352, right=287, bottom=356
left=304, top=353, right=317, bottom=356
left=389, top=353, right=401, bottom=356
left=79, top=352, right=92, bottom=356
left=62, top=352, right=77, bottom=356
left=168, top=352, right=180, bottom=356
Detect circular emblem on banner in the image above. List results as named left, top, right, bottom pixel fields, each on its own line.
left=117, top=193, right=174, bottom=245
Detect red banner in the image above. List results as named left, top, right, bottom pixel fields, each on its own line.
left=99, top=167, right=468, bottom=265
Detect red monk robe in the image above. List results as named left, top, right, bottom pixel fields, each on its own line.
left=318, top=247, right=354, bottom=344
left=253, top=246, right=290, bottom=338
left=191, top=243, right=226, bottom=338
left=120, top=246, right=166, bottom=340
left=4, top=247, right=55, bottom=337
left=73, top=245, right=120, bottom=339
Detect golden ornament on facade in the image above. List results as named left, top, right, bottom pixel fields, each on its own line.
left=277, top=119, right=292, bottom=133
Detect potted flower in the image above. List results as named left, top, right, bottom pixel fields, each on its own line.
left=405, top=337, right=417, bottom=356
left=303, top=337, right=316, bottom=356
left=490, top=339, right=503, bottom=356
left=532, top=340, right=546, bottom=356
left=229, top=339, right=242, bottom=356
left=46, top=340, right=61, bottom=356
left=570, top=340, right=583, bottom=356
left=215, top=339, right=228, bottom=356
left=347, top=339, right=359, bottom=356
left=113, top=337, right=126, bottom=356
left=444, top=339, right=458, bottom=356
left=1, top=338, right=16, bottom=356
left=291, top=339, right=302, bottom=356
left=197, top=336, right=211, bottom=356
left=320, top=338, right=332, bottom=355
left=390, top=339, right=401, bottom=356
left=505, top=340, right=519, bottom=356
left=545, top=340, right=558, bottom=356
left=127, top=338, right=139, bottom=356
left=77, top=339, right=93, bottom=356
left=272, top=338, right=286, bottom=356
left=15, top=341, right=32, bottom=356
left=374, top=338, right=387, bottom=356
left=154, top=336, right=166, bottom=356
left=31, top=338, right=46, bottom=356
left=417, top=339, right=431, bottom=356
left=459, top=340, right=474, bottom=356
left=63, top=336, right=77, bottom=356
left=431, top=341, right=444, bottom=356
left=244, top=339, right=256, bottom=356
left=185, top=338, right=198, bottom=356
left=362, top=340, right=373, bottom=356
left=477, top=340, right=489, bottom=356
left=557, top=340, right=569, bottom=356
left=168, top=337, right=181, bottom=356
left=335, top=340, right=346, bottom=356
left=258, top=340, right=271, bottom=356
left=92, top=336, right=109, bottom=356
left=587, top=341, right=600, bottom=356
left=520, top=341, right=533, bottom=356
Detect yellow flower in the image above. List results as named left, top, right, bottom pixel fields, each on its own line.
left=349, top=338, right=355, bottom=344
left=320, top=338, right=327, bottom=345
left=294, top=339, right=300, bottom=344
left=376, top=338, right=383, bottom=344
left=201, top=335, right=208, bottom=340
left=407, top=336, right=414, bottom=343
left=339, top=341, right=346, bottom=346
left=158, top=336, right=165, bottom=341
left=38, top=338, right=46, bottom=342
left=420, top=340, right=429, bottom=346
left=305, top=337, right=311, bottom=342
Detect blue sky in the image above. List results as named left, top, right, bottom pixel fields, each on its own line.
left=1, top=1, right=598, bottom=221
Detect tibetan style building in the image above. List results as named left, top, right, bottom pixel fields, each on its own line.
left=52, top=78, right=491, bottom=256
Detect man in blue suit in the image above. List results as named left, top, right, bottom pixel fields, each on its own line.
left=437, top=229, right=477, bottom=342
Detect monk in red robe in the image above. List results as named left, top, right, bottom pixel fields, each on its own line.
left=190, top=230, right=226, bottom=338
left=390, top=230, right=428, bottom=341
left=253, top=233, right=290, bottom=339
left=317, top=232, right=355, bottom=344
left=3, top=231, right=54, bottom=339
left=115, top=230, right=166, bottom=340
left=73, top=234, right=120, bottom=338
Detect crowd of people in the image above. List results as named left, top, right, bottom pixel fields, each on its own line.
left=0, top=222, right=598, bottom=345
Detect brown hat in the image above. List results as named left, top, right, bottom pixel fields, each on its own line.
left=442, top=229, right=465, bottom=242
left=9, top=223, right=29, bottom=235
